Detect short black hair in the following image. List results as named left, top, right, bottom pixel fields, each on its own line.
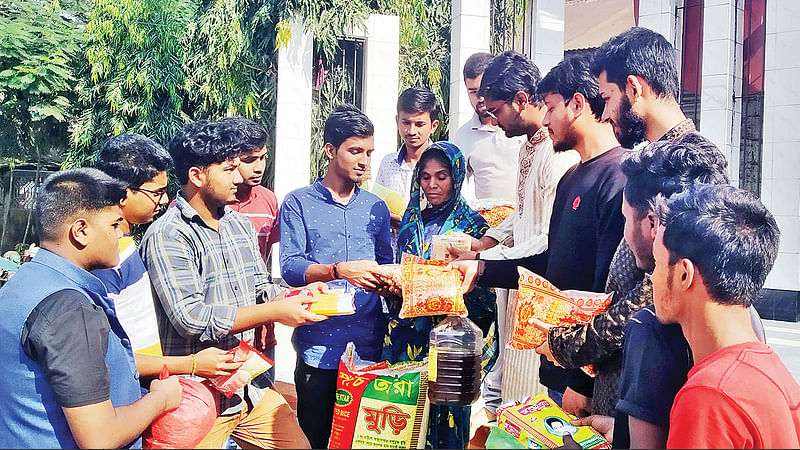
left=95, top=134, right=173, bottom=189
left=35, top=168, right=127, bottom=242
left=622, top=133, right=730, bottom=218
left=168, top=120, right=241, bottom=185
left=538, top=54, right=605, bottom=120
left=590, top=27, right=680, bottom=100
left=396, top=87, right=440, bottom=121
left=323, top=104, right=374, bottom=149
left=655, top=184, right=780, bottom=307
left=479, top=51, right=543, bottom=106
left=214, top=116, right=269, bottom=155
left=463, top=52, right=495, bottom=80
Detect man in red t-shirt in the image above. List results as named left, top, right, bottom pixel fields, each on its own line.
left=650, top=184, right=800, bottom=449
left=221, top=117, right=280, bottom=371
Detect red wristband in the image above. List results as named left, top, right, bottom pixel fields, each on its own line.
left=329, top=263, right=336, bottom=280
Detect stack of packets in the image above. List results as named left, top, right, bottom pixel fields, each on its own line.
left=497, top=394, right=611, bottom=449
left=329, top=343, right=430, bottom=449
left=207, top=340, right=273, bottom=398
left=510, top=268, right=613, bottom=376
left=430, top=232, right=471, bottom=262
left=285, top=287, right=356, bottom=316
left=472, top=199, right=515, bottom=228
left=398, top=253, right=466, bottom=318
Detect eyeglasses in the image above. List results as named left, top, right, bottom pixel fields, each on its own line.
left=484, top=93, right=519, bottom=121
left=131, top=186, right=168, bottom=204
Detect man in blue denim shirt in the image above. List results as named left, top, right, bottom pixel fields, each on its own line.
left=280, top=104, right=393, bottom=448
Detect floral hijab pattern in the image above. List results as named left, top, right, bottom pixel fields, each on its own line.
left=396, top=141, right=489, bottom=260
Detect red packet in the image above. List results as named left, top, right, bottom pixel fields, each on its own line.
left=207, top=340, right=273, bottom=398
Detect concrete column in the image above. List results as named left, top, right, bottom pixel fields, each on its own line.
left=529, top=0, right=565, bottom=76
left=450, top=0, right=491, bottom=132
left=698, top=0, right=744, bottom=186
left=274, top=18, right=313, bottom=204
left=637, top=0, right=682, bottom=46
left=762, top=0, right=800, bottom=293
left=360, top=14, right=401, bottom=170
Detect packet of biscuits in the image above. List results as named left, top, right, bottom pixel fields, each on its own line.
left=509, top=267, right=612, bottom=351
left=398, top=253, right=466, bottom=318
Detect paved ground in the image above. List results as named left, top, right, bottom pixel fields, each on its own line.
left=763, top=319, right=800, bottom=382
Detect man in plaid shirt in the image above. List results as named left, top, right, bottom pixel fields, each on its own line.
left=140, top=120, right=325, bottom=449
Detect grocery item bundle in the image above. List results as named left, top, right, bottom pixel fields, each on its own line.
left=285, top=287, right=356, bottom=316
left=207, top=340, right=273, bottom=398
left=398, top=254, right=466, bottom=318
left=471, top=199, right=515, bottom=228
left=144, top=366, right=216, bottom=449
left=329, top=343, right=429, bottom=449
left=430, top=232, right=471, bottom=262
left=509, top=267, right=613, bottom=350
left=496, top=394, right=611, bottom=449
left=365, top=180, right=408, bottom=217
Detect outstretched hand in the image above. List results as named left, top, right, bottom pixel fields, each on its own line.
left=194, top=347, right=244, bottom=378
left=448, top=259, right=480, bottom=293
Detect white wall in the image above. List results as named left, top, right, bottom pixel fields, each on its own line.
left=274, top=18, right=313, bottom=205
left=359, top=14, right=401, bottom=172
left=529, top=0, right=566, bottom=76
left=698, top=0, right=744, bottom=186
left=762, top=0, right=800, bottom=291
left=449, top=0, right=491, bottom=133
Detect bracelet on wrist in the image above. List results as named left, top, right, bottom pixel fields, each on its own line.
left=332, top=262, right=339, bottom=279
left=328, top=263, right=336, bottom=280
left=190, top=353, right=198, bottom=376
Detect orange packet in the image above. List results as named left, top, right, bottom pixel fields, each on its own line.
left=399, top=254, right=466, bottom=318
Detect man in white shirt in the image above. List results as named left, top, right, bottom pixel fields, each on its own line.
left=451, top=52, right=579, bottom=419
left=451, top=52, right=525, bottom=203
left=375, top=87, right=439, bottom=250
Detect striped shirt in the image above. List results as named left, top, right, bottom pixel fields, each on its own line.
left=93, top=236, right=162, bottom=356
left=140, top=195, right=283, bottom=415
left=229, top=185, right=279, bottom=262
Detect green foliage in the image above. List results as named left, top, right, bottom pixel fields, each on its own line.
left=0, top=0, right=83, bottom=166
left=379, top=0, right=451, bottom=140
left=310, top=65, right=353, bottom=179
left=67, top=0, right=194, bottom=168
left=491, top=0, right=527, bottom=55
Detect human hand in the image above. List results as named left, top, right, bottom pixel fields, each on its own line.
left=272, top=292, right=327, bottom=327
left=390, top=213, right=403, bottom=229
left=194, top=347, right=244, bottom=378
left=449, top=259, right=480, bottom=293
left=304, top=281, right=329, bottom=294
left=149, top=375, right=182, bottom=412
left=570, top=415, right=614, bottom=442
left=534, top=340, right=561, bottom=367
left=337, top=260, right=381, bottom=290
left=561, top=387, right=592, bottom=418
left=448, top=245, right=477, bottom=261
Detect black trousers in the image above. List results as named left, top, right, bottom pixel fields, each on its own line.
left=294, top=357, right=338, bottom=449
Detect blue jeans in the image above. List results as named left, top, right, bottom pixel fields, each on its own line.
left=548, top=388, right=564, bottom=407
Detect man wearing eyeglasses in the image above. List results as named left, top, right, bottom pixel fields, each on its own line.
left=448, top=51, right=578, bottom=415
left=93, top=134, right=240, bottom=380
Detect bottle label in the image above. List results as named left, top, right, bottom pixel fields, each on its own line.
left=428, top=347, right=437, bottom=382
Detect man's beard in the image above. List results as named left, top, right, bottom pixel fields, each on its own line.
left=553, top=127, right=578, bottom=153
left=616, top=96, right=647, bottom=148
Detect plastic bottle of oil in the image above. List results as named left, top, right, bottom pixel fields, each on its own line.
left=427, top=316, right=483, bottom=405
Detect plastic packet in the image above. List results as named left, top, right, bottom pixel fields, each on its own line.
left=430, top=232, right=472, bottom=262
left=207, top=340, right=273, bottom=398
left=509, top=268, right=612, bottom=350
left=329, top=343, right=429, bottom=449
left=471, top=199, right=515, bottom=228
left=496, top=394, right=611, bottom=449
left=143, top=366, right=216, bottom=449
left=399, top=253, right=466, bottom=318
left=285, top=287, right=356, bottom=316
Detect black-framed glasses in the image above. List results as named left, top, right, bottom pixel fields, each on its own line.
left=131, top=186, right=168, bottom=204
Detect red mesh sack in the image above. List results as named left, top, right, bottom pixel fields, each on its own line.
left=143, top=366, right=217, bottom=449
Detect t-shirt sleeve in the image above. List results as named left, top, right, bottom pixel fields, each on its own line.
left=667, top=386, right=752, bottom=449
left=21, top=290, right=111, bottom=408
left=617, top=320, right=686, bottom=427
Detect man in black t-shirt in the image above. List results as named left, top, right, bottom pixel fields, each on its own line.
left=454, top=54, right=626, bottom=415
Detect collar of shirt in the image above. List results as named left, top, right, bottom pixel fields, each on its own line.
left=312, top=178, right=363, bottom=206
left=175, top=194, right=233, bottom=229
left=396, top=139, right=434, bottom=166
left=658, top=118, right=697, bottom=142
left=232, top=185, right=260, bottom=209
left=31, top=248, right=109, bottom=297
